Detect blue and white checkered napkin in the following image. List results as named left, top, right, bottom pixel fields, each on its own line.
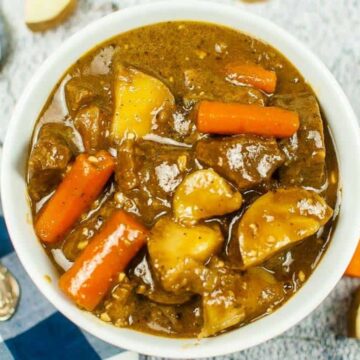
left=0, top=217, right=138, bottom=360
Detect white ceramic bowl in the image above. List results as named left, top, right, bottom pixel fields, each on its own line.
left=2, top=1, right=360, bottom=358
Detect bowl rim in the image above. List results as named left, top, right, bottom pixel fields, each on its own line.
left=2, top=1, right=360, bottom=358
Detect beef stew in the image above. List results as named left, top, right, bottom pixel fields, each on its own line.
left=26, top=21, right=339, bottom=338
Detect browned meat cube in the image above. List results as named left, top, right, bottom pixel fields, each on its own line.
left=62, top=198, right=115, bottom=261
left=152, top=106, right=200, bottom=145
left=65, top=75, right=112, bottom=114
left=100, top=276, right=137, bottom=327
left=115, top=138, right=139, bottom=192
left=195, top=135, right=284, bottom=190
left=28, top=123, right=77, bottom=201
left=115, top=140, right=194, bottom=224
left=272, top=93, right=326, bottom=188
left=74, top=105, right=110, bottom=153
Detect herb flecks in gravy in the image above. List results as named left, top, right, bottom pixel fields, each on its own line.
left=26, top=22, right=339, bottom=338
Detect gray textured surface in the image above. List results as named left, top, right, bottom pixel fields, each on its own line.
left=0, top=0, right=360, bottom=359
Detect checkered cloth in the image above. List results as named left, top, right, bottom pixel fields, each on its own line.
left=0, top=217, right=136, bottom=360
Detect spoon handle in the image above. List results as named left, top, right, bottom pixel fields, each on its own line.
left=0, top=263, right=20, bottom=321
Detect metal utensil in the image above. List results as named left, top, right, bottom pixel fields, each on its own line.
left=0, top=264, right=20, bottom=321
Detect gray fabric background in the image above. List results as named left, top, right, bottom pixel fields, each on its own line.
left=1, top=0, right=360, bottom=359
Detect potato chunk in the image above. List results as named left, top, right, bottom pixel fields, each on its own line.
left=112, top=65, right=175, bottom=141
left=238, top=188, right=333, bottom=268
left=200, top=262, right=285, bottom=338
left=173, top=169, right=243, bottom=224
left=200, top=290, right=245, bottom=338
left=148, top=217, right=223, bottom=293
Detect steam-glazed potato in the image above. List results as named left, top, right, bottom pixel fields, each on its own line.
left=173, top=169, right=243, bottom=224
left=200, top=265, right=284, bottom=338
left=238, top=188, right=333, bottom=268
left=148, top=217, right=223, bottom=293
left=112, top=65, right=175, bottom=141
left=200, top=289, right=245, bottom=338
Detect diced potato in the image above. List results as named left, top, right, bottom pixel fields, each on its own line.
left=148, top=217, right=223, bottom=293
left=173, top=169, right=243, bottom=224
left=131, top=253, right=193, bottom=305
left=200, top=290, right=245, bottom=338
left=199, top=264, right=285, bottom=338
left=112, top=65, right=175, bottom=141
left=149, top=217, right=223, bottom=267
left=238, top=188, right=333, bottom=268
left=241, top=268, right=285, bottom=316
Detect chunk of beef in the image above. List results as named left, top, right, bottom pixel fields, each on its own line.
left=131, top=299, right=202, bottom=336
left=152, top=105, right=200, bottom=145
left=74, top=105, right=110, bottom=153
left=65, top=75, right=112, bottom=114
left=62, top=197, right=115, bottom=261
left=115, top=138, right=139, bottom=192
left=102, top=273, right=201, bottom=335
left=100, top=275, right=137, bottom=327
left=272, top=93, right=326, bottom=188
left=28, top=123, right=77, bottom=201
left=115, top=140, right=194, bottom=224
left=195, top=135, right=284, bottom=190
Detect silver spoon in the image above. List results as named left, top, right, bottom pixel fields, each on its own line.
left=0, top=264, right=20, bottom=321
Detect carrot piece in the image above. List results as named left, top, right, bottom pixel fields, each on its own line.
left=35, top=151, right=115, bottom=243
left=197, top=101, right=300, bottom=138
left=59, top=210, right=148, bottom=311
left=224, top=63, right=277, bottom=93
left=346, top=241, right=360, bottom=277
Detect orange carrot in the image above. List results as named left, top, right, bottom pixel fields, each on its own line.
left=346, top=241, right=360, bottom=277
left=59, top=210, right=148, bottom=311
left=35, top=151, right=115, bottom=243
left=224, top=63, right=277, bottom=93
left=197, top=101, right=300, bottom=138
